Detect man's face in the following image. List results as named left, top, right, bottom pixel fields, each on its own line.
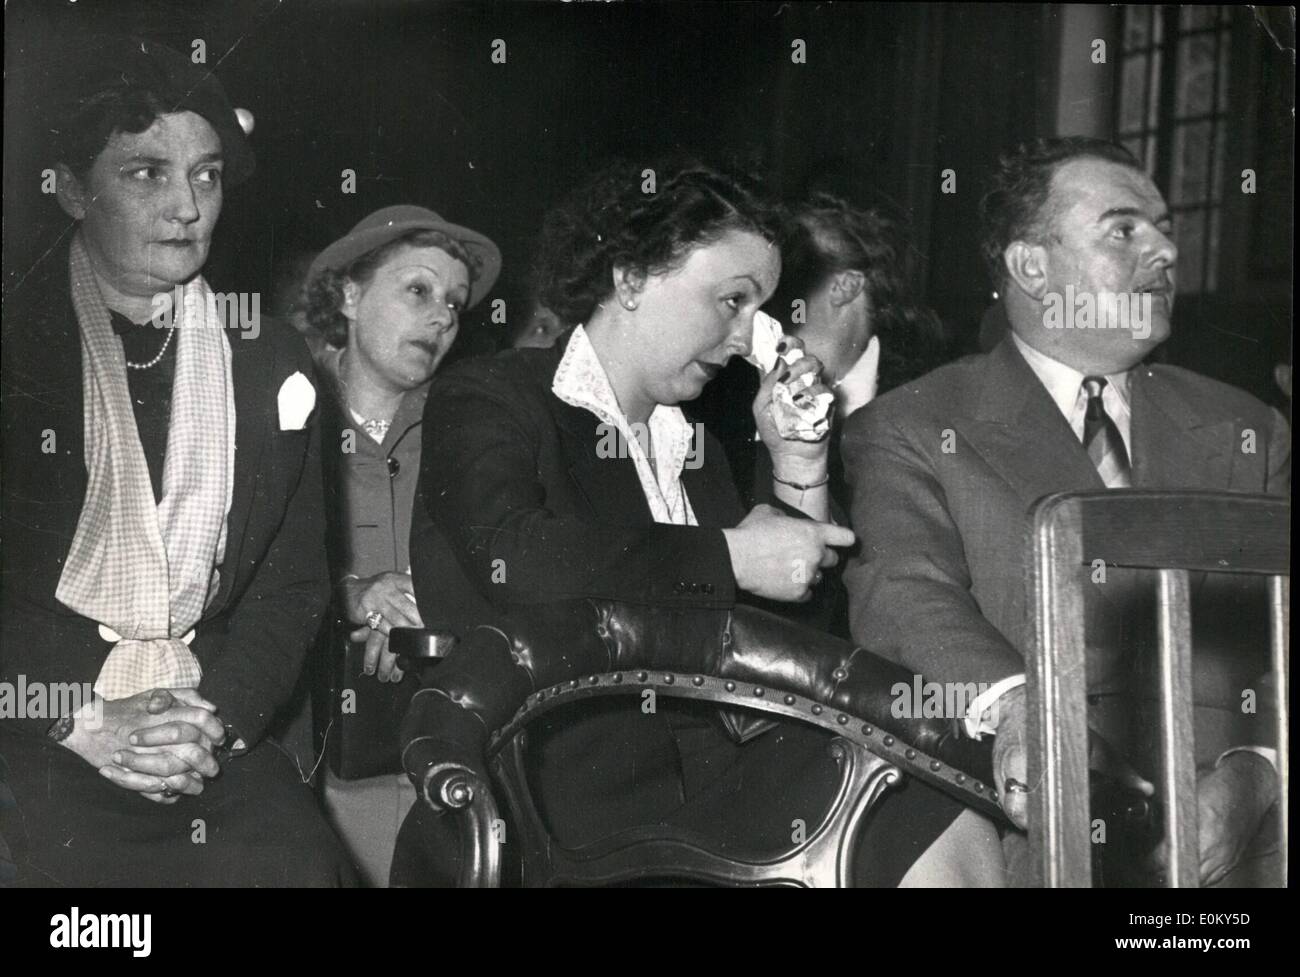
left=63, top=111, right=224, bottom=297
left=1036, top=157, right=1177, bottom=363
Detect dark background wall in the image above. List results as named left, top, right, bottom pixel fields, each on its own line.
left=4, top=0, right=1291, bottom=402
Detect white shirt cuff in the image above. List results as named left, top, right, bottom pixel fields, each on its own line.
left=963, top=674, right=1026, bottom=739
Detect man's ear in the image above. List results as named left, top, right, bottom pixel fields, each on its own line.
left=54, top=164, right=88, bottom=221
left=828, top=269, right=866, bottom=308
left=340, top=280, right=362, bottom=322
left=612, top=264, right=647, bottom=311
left=1004, top=241, right=1050, bottom=301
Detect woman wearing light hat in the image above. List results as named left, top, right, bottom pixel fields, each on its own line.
left=303, top=205, right=500, bottom=885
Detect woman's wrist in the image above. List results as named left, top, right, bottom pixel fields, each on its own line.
left=770, top=453, right=829, bottom=485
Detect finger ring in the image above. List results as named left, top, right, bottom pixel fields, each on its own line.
left=162, top=788, right=178, bottom=798
left=1004, top=778, right=1029, bottom=794
left=366, top=611, right=384, bottom=630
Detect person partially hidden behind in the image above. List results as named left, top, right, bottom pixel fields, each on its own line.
left=842, top=137, right=1289, bottom=886
left=0, top=37, right=354, bottom=886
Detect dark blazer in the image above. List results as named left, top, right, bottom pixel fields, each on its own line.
left=411, top=333, right=742, bottom=636
left=410, top=332, right=785, bottom=843
left=841, top=335, right=1290, bottom=763
left=0, top=245, right=329, bottom=745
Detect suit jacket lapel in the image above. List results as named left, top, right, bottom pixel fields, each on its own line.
left=1130, top=366, right=1232, bottom=489
left=964, top=337, right=1105, bottom=509
left=680, top=424, right=742, bottom=527
left=554, top=395, right=655, bottom=526
left=210, top=322, right=274, bottom=611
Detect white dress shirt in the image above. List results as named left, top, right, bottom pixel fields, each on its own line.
left=1011, top=332, right=1133, bottom=457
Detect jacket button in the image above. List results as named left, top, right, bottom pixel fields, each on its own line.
left=673, top=582, right=687, bottom=594
left=702, top=583, right=714, bottom=595
left=387, top=456, right=400, bottom=478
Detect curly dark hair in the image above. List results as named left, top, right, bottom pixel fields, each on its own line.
left=770, top=193, right=945, bottom=394
left=978, top=137, right=1143, bottom=290
left=531, top=156, right=784, bottom=326
left=55, top=88, right=175, bottom=178
left=305, top=229, right=477, bottom=348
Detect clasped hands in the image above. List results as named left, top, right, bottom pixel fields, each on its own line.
left=992, top=686, right=1278, bottom=886
left=63, top=688, right=227, bottom=804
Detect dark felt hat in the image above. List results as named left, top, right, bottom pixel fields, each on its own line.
left=308, top=206, right=503, bottom=310
left=57, top=35, right=255, bottom=186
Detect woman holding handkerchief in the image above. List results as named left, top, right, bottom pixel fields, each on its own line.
left=400, top=158, right=1003, bottom=887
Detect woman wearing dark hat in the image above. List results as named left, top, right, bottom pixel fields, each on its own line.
left=303, top=206, right=500, bottom=885
left=0, top=36, right=355, bottom=886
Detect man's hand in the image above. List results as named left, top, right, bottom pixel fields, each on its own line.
left=341, top=572, right=423, bottom=682
left=1151, top=751, right=1278, bottom=887
left=991, top=686, right=1153, bottom=830
left=63, top=689, right=225, bottom=804
left=990, top=686, right=1030, bottom=829
left=722, top=504, right=855, bottom=602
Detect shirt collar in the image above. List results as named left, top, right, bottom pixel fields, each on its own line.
left=553, top=325, right=691, bottom=436
left=1011, top=332, right=1131, bottom=416
left=833, top=334, right=880, bottom=418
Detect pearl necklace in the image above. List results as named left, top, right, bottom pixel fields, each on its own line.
left=126, top=327, right=176, bottom=370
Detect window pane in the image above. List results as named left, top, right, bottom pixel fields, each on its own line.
left=1206, top=207, right=1221, bottom=292
left=1172, top=121, right=1212, bottom=205
left=1176, top=33, right=1218, bottom=117
left=1180, top=6, right=1220, bottom=32
left=1120, top=55, right=1149, bottom=131
left=1176, top=208, right=1206, bottom=294
left=1123, top=5, right=1152, bottom=51
left=1146, top=46, right=1163, bottom=129
left=1211, top=127, right=1226, bottom=203
left=1216, top=30, right=1231, bottom=110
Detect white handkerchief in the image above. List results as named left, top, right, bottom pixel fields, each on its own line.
left=746, top=310, right=785, bottom=373
left=744, top=311, right=831, bottom=442
left=277, top=371, right=316, bottom=431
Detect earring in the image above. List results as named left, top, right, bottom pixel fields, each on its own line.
left=622, top=298, right=638, bottom=311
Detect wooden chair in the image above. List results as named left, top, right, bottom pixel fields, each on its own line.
left=1027, top=490, right=1289, bottom=887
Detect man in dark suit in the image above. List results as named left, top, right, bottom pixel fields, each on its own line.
left=842, top=137, right=1288, bottom=886
left=0, top=37, right=353, bottom=886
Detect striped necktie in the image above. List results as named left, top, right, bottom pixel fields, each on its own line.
left=1082, top=376, right=1132, bottom=488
